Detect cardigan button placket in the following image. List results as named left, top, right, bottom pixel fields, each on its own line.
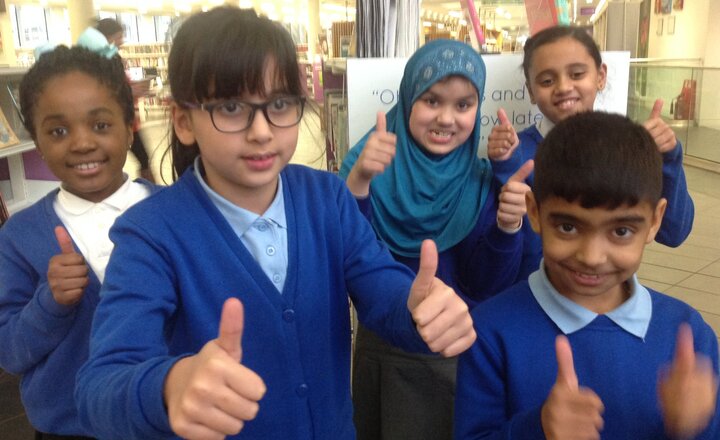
left=282, top=308, right=295, bottom=322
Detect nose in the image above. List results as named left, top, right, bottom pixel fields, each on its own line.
left=246, top=108, right=273, bottom=144
left=436, top=105, right=454, bottom=126
left=70, top=128, right=96, bottom=152
left=555, top=75, right=573, bottom=93
left=575, top=234, right=607, bottom=268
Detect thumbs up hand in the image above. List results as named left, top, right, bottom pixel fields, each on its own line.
left=541, top=336, right=605, bottom=440
left=497, top=160, right=534, bottom=231
left=346, top=111, right=397, bottom=197
left=643, top=99, right=677, bottom=154
left=488, top=109, right=520, bottom=161
left=47, top=226, right=88, bottom=306
left=164, top=298, right=267, bottom=439
left=658, top=323, right=718, bottom=440
left=407, top=240, right=476, bottom=357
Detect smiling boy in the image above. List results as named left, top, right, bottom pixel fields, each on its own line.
left=455, top=112, right=719, bottom=440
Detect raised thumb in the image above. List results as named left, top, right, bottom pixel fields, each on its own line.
left=410, top=240, right=439, bottom=302
left=650, top=99, right=663, bottom=120
left=555, top=335, right=579, bottom=391
left=376, top=111, right=387, bottom=133
left=498, top=108, right=511, bottom=126
left=54, top=226, right=74, bottom=254
left=672, top=323, right=696, bottom=375
left=217, top=297, right=245, bottom=363
left=509, top=159, right=534, bottom=183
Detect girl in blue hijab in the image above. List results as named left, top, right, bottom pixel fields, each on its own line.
left=340, top=39, right=527, bottom=440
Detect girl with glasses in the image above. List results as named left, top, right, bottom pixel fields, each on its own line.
left=76, top=7, right=477, bottom=439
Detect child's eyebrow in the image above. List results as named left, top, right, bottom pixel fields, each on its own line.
left=548, top=213, right=582, bottom=224
left=606, top=214, right=648, bottom=225
left=88, top=107, right=117, bottom=117
left=548, top=212, right=648, bottom=225
left=534, top=62, right=590, bottom=78
left=40, top=107, right=117, bottom=126
left=420, top=91, right=477, bottom=101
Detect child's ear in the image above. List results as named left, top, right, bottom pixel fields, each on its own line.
left=526, top=192, right=541, bottom=234
left=526, top=82, right=536, bottom=104
left=645, top=198, right=668, bottom=244
left=171, top=103, right=196, bottom=146
left=597, top=63, right=608, bottom=91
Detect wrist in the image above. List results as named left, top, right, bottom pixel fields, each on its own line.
left=346, top=170, right=371, bottom=197
left=497, top=216, right=523, bottom=234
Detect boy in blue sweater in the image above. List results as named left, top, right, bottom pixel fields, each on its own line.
left=455, top=112, right=718, bottom=440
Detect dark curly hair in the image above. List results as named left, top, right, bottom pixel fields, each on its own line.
left=19, top=45, right=134, bottom=139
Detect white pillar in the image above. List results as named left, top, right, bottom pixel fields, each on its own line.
left=67, top=0, right=95, bottom=43
left=307, top=0, right=320, bottom=61
left=0, top=11, right=17, bottom=65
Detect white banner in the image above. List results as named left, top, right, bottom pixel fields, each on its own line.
left=347, top=52, right=630, bottom=158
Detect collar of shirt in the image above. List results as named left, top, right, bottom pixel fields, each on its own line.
left=536, top=117, right=555, bottom=139
left=529, top=261, right=652, bottom=339
left=193, top=157, right=287, bottom=237
left=57, top=174, right=136, bottom=215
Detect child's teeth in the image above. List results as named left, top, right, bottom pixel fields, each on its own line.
left=76, top=162, right=99, bottom=170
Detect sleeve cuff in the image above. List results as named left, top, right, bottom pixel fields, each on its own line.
left=497, top=216, right=523, bottom=234
left=37, top=290, right=76, bottom=317
left=662, top=140, right=683, bottom=163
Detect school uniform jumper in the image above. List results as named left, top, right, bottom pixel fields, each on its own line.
left=355, top=188, right=521, bottom=309
left=455, top=269, right=720, bottom=440
left=76, top=165, right=430, bottom=440
left=491, top=124, right=695, bottom=281
left=350, top=188, right=522, bottom=440
left=0, top=181, right=157, bottom=436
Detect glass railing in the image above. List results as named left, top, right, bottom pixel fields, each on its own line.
left=628, top=59, right=720, bottom=166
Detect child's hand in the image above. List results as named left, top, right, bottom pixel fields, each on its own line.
left=541, top=335, right=605, bottom=440
left=497, top=160, right=534, bottom=231
left=346, top=111, right=397, bottom=196
left=658, top=323, right=718, bottom=440
left=407, top=240, right=476, bottom=357
left=164, top=298, right=266, bottom=439
left=487, top=109, right=519, bottom=161
left=643, top=99, right=677, bottom=154
left=47, top=226, right=88, bottom=306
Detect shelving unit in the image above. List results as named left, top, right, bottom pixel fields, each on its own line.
left=296, top=44, right=315, bottom=97
left=119, top=43, right=170, bottom=84
left=120, top=43, right=172, bottom=123
left=0, top=68, right=59, bottom=215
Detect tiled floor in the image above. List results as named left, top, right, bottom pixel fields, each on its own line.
left=2, top=148, right=719, bottom=437
left=638, top=164, right=720, bottom=348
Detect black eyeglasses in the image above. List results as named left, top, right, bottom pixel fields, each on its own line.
left=184, top=96, right=306, bottom=133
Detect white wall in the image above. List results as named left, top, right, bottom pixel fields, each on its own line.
left=648, top=0, right=709, bottom=61
left=705, top=0, right=720, bottom=67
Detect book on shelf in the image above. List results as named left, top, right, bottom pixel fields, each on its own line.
left=0, top=106, right=20, bottom=150
left=0, top=189, right=9, bottom=227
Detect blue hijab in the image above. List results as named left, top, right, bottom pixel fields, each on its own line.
left=340, top=39, right=492, bottom=257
